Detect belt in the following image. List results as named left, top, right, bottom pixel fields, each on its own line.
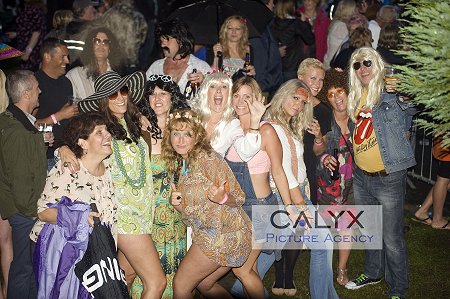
left=360, top=169, right=389, bottom=177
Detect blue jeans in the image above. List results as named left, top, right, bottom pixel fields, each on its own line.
left=275, top=185, right=339, bottom=299
left=353, top=167, right=408, bottom=297
left=8, top=212, right=37, bottom=299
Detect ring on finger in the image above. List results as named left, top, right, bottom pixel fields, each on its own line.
left=63, top=162, right=69, bottom=167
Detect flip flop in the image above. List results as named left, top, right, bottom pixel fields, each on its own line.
left=432, top=220, right=450, bottom=230
left=411, top=215, right=432, bottom=225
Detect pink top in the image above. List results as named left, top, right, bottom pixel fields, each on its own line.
left=226, top=145, right=270, bottom=174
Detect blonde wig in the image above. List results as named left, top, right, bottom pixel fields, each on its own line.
left=265, top=79, right=313, bottom=140
left=192, top=72, right=234, bottom=145
left=333, top=0, right=357, bottom=22
left=297, top=58, right=324, bottom=79
left=231, top=76, right=262, bottom=117
left=347, top=47, right=386, bottom=121
left=219, top=15, right=249, bottom=59
left=0, top=69, right=8, bottom=112
left=161, top=109, right=213, bottom=177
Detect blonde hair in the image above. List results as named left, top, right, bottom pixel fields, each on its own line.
left=274, top=0, right=295, bottom=19
left=231, top=76, right=262, bottom=117
left=192, top=72, right=234, bottom=145
left=219, top=15, right=249, bottom=59
left=161, top=109, right=213, bottom=176
left=0, top=69, right=8, bottom=112
left=297, top=58, right=324, bottom=78
left=347, top=47, right=386, bottom=121
left=333, top=0, right=356, bottom=22
left=265, top=79, right=313, bottom=140
left=52, top=10, right=74, bottom=29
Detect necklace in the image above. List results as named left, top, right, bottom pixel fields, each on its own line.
left=112, top=138, right=147, bottom=189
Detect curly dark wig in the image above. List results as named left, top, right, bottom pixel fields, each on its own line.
left=63, top=113, right=107, bottom=158
left=80, top=27, right=126, bottom=80
left=156, top=19, right=194, bottom=59
left=139, top=75, right=190, bottom=141
left=317, top=68, right=349, bottom=104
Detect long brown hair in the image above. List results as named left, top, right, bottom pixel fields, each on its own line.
left=219, top=15, right=249, bottom=59
left=161, top=109, right=213, bottom=177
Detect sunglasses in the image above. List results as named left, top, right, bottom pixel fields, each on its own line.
left=109, top=86, right=129, bottom=100
left=93, top=38, right=110, bottom=46
left=327, top=88, right=346, bottom=100
left=148, top=74, right=173, bottom=83
left=353, top=60, right=372, bottom=70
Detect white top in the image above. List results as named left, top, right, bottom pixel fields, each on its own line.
left=211, top=118, right=261, bottom=162
left=66, top=63, right=112, bottom=99
left=271, top=124, right=307, bottom=189
left=368, top=20, right=381, bottom=49
left=146, top=54, right=212, bottom=93
left=323, top=20, right=348, bottom=70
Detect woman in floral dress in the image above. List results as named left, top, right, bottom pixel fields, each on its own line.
left=131, top=74, right=190, bottom=299
left=162, top=109, right=252, bottom=299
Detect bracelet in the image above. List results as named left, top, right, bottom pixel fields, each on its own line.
left=25, top=47, right=33, bottom=54
left=50, top=114, right=60, bottom=125
left=250, top=127, right=260, bottom=131
left=314, top=137, right=324, bottom=145
left=218, top=193, right=228, bottom=205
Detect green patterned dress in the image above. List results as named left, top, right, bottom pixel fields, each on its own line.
left=131, top=154, right=187, bottom=299
left=111, top=119, right=154, bottom=234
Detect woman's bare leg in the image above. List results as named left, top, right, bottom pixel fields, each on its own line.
left=232, top=249, right=264, bottom=299
left=118, top=234, right=166, bottom=299
left=173, top=244, right=228, bottom=299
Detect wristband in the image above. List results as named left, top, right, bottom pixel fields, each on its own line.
left=314, top=137, right=324, bottom=145
left=25, top=47, right=33, bottom=54
left=218, top=193, right=228, bottom=205
left=320, top=154, right=330, bottom=166
left=50, top=114, right=60, bottom=125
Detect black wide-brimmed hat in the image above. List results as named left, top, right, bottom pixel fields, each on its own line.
left=78, top=71, right=146, bottom=113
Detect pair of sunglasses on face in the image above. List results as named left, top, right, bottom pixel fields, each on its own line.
left=353, top=60, right=372, bottom=70
left=109, top=86, right=129, bottom=100
left=93, top=38, right=110, bottom=46
left=327, top=88, right=346, bottom=100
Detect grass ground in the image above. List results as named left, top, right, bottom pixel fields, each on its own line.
left=219, top=177, right=450, bottom=299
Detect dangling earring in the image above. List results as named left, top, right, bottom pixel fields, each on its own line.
left=83, top=148, right=88, bottom=155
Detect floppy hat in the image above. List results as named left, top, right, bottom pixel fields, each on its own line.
left=0, top=43, right=24, bottom=61
left=78, top=71, right=146, bottom=113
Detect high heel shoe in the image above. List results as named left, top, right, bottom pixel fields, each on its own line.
left=284, top=281, right=297, bottom=296
left=337, top=268, right=349, bottom=286
left=271, top=282, right=285, bottom=296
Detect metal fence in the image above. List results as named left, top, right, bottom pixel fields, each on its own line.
left=408, top=121, right=438, bottom=186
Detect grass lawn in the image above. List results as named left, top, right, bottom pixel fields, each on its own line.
left=219, top=217, right=450, bottom=299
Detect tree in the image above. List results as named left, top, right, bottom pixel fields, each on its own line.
left=396, top=0, right=450, bottom=147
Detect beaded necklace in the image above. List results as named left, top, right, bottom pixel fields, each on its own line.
left=112, top=138, right=147, bottom=189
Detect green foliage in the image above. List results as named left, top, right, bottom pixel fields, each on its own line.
left=396, top=1, right=450, bottom=147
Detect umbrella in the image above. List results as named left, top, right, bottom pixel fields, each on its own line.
left=169, top=0, right=274, bottom=45
left=0, top=42, right=24, bottom=60
left=75, top=204, right=130, bottom=299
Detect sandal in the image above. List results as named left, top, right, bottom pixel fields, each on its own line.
left=337, top=268, right=349, bottom=286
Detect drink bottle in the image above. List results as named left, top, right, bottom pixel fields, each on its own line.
left=330, top=148, right=340, bottom=180
left=184, top=68, right=198, bottom=100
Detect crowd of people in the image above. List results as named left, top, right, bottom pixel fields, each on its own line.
left=0, top=1, right=447, bottom=299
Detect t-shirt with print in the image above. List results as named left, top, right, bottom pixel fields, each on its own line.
left=353, top=89, right=384, bottom=172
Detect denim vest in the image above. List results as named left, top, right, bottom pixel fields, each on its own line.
left=317, top=116, right=355, bottom=183
left=370, top=92, right=416, bottom=173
